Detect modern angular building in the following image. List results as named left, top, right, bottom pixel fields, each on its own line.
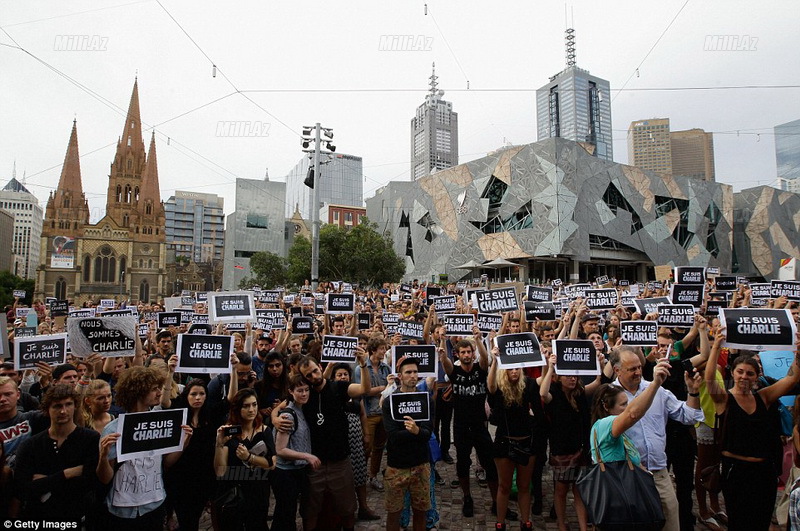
left=36, top=80, right=167, bottom=304
left=165, top=190, right=225, bottom=263
left=536, top=66, right=613, bottom=162
left=367, top=138, right=733, bottom=283
left=775, top=118, right=800, bottom=187
left=284, top=153, right=363, bottom=219
left=223, top=177, right=290, bottom=290
left=410, top=63, right=459, bottom=180
left=0, top=174, right=43, bottom=279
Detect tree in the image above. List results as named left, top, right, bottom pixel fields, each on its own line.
left=0, top=271, right=35, bottom=308
left=240, top=251, right=287, bottom=289
left=285, top=219, right=405, bottom=287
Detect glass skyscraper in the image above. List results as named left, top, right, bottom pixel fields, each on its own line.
left=775, top=118, right=800, bottom=188
left=284, top=153, right=363, bottom=219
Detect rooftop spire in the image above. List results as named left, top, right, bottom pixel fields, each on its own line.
left=565, top=27, right=576, bottom=67
left=429, top=62, right=439, bottom=96
left=140, top=132, right=162, bottom=209
left=57, top=119, right=84, bottom=196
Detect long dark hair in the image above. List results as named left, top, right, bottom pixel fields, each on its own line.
left=179, top=378, right=211, bottom=426
left=591, top=384, right=626, bottom=425
left=227, top=388, right=262, bottom=430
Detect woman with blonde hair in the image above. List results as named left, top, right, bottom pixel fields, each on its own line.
left=80, top=379, right=114, bottom=433
left=488, top=345, right=543, bottom=531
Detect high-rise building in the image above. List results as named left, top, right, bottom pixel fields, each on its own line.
left=627, top=119, right=716, bottom=181
left=671, top=128, right=715, bottom=181
left=165, top=190, right=225, bottom=263
left=0, top=171, right=43, bottom=279
left=410, top=63, right=459, bottom=180
left=0, top=210, right=14, bottom=274
left=627, top=119, right=672, bottom=174
left=775, top=118, right=800, bottom=187
left=36, top=80, right=167, bottom=304
left=284, top=153, right=363, bottom=219
left=223, top=178, right=290, bottom=290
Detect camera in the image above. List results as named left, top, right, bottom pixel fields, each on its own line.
left=223, top=425, right=242, bottom=437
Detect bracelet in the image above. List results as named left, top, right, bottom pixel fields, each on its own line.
left=688, top=392, right=700, bottom=397
left=360, top=363, right=367, bottom=368
left=247, top=453, right=254, bottom=464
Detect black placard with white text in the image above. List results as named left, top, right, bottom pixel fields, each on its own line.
left=157, top=312, right=181, bottom=328
left=633, top=297, right=670, bottom=316
left=670, top=284, right=705, bottom=308
left=176, top=334, right=233, bottom=374
left=720, top=308, right=797, bottom=351
left=476, top=313, right=503, bottom=334
left=424, top=286, right=441, bottom=305
left=771, top=280, right=800, bottom=301
left=292, top=316, right=314, bottom=334
left=656, top=304, right=695, bottom=328
left=209, top=292, right=256, bottom=323
left=433, top=295, right=457, bottom=314
left=326, top=293, right=355, bottom=314
left=675, top=266, right=705, bottom=285
left=117, top=408, right=187, bottom=462
left=67, top=316, right=137, bottom=358
left=620, top=321, right=658, bottom=347
left=321, top=335, right=358, bottom=363
left=584, top=288, right=619, bottom=310
left=524, top=302, right=556, bottom=322
left=14, top=333, right=68, bottom=370
left=357, top=313, right=372, bottom=330
left=259, top=290, right=282, bottom=304
left=750, top=283, right=772, bottom=300
left=391, top=345, right=436, bottom=378
left=443, top=314, right=475, bottom=336
left=389, top=392, right=431, bottom=422
left=257, top=309, right=285, bottom=330
left=494, top=333, right=543, bottom=369
left=49, top=300, right=69, bottom=317
left=475, top=287, right=518, bottom=314
left=396, top=320, right=424, bottom=340
left=714, top=276, right=737, bottom=291
left=553, top=339, right=600, bottom=376
left=382, top=312, right=400, bottom=334
left=526, top=286, right=553, bottom=303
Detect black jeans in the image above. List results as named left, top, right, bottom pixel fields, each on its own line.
left=434, top=388, right=453, bottom=455
left=453, top=421, right=498, bottom=482
left=666, top=422, right=696, bottom=531
left=271, top=466, right=307, bottom=531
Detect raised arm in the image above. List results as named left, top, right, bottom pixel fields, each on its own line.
left=487, top=345, right=500, bottom=394
left=227, top=352, right=239, bottom=403
left=704, top=327, right=728, bottom=411
left=438, top=337, right=454, bottom=376
left=611, top=359, right=670, bottom=437
left=759, top=343, right=800, bottom=408
left=540, top=352, right=556, bottom=404
left=347, top=347, right=371, bottom=398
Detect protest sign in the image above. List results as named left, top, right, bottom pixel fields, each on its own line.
left=181, top=296, right=195, bottom=307
left=15, top=308, right=31, bottom=319
left=314, top=299, right=325, bottom=315
left=388, top=392, right=431, bottom=422
left=476, top=313, right=503, bottom=334
left=620, top=294, right=637, bottom=308
left=524, top=302, right=556, bottom=322
left=225, top=322, right=246, bottom=332
left=291, top=316, right=314, bottom=334
left=396, top=320, right=424, bottom=340
left=760, top=351, right=798, bottom=407
left=99, top=308, right=137, bottom=318
left=618, top=279, right=630, bottom=287
left=14, top=327, right=36, bottom=338
left=138, top=323, right=150, bottom=338
left=633, top=297, right=670, bottom=316
left=670, top=284, right=704, bottom=307
left=771, top=280, right=800, bottom=301
left=12, top=290, right=25, bottom=299
left=584, top=288, right=618, bottom=310
left=99, top=299, right=115, bottom=309
left=750, top=283, right=772, bottom=300
left=391, top=344, right=437, bottom=378
left=116, top=408, right=187, bottom=462
left=654, top=265, right=673, bottom=281
left=357, top=312, right=372, bottom=330
left=443, top=314, right=475, bottom=336
left=176, top=334, right=233, bottom=374
left=620, top=321, right=658, bottom=347
left=595, top=275, right=610, bottom=286
left=552, top=279, right=563, bottom=287
left=259, top=290, right=282, bottom=304
left=326, top=293, right=355, bottom=314
left=321, top=335, right=358, bottom=363
left=176, top=309, right=193, bottom=324
left=208, top=292, right=256, bottom=323
left=14, top=333, right=67, bottom=370
left=191, top=313, right=209, bottom=325
left=196, top=292, right=208, bottom=302
left=720, top=308, right=797, bottom=351
left=424, top=286, right=441, bottom=305
left=706, top=266, right=720, bottom=276
left=49, top=300, right=69, bottom=317
left=475, top=287, right=518, bottom=314
left=714, top=276, right=737, bottom=291
left=157, top=312, right=181, bottom=328
left=163, top=297, right=183, bottom=312
left=656, top=305, right=695, bottom=328
left=433, top=295, right=457, bottom=314
left=674, top=266, right=705, bottom=285
left=564, top=283, right=591, bottom=300
left=526, top=286, right=553, bottom=303
left=68, top=308, right=96, bottom=318
left=553, top=339, right=600, bottom=376
left=382, top=312, right=400, bottom=334
left=67, top=316, right=137, bottom=358
left=494, top=333, right=543, bottom=369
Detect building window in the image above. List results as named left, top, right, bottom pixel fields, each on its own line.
left=93, top=245, right=117, bottom=282
left=139, top=280, right=150, bottom=303
left=55, top=278, right=67, bottom=300
left=82, top=255, right=90, bottom=282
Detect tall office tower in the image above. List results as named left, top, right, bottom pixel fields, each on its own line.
left=284, top=153, right=363, bottom=219
left=627, top=119, right=672, bottom=174
left=223, top=177, right=289, bottom=290
left=536, top=29, right=613, bottom=161
left=0, top=168, right=43, bottom=279
left=670, top=128, right=715, bottom=181
left=410, top=63, right=459, bottom=180
left=165, top=190, right=225, bottom=263
left=775, top=118, right=800, bottom=187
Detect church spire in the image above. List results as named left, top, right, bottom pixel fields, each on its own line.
left=140, top=132, right=162, bottom=208
left=109, top=78, right=147, bottom=181
left=43, top=119, right=90, bottom=236
left=56, top=120, right=85, bottom=202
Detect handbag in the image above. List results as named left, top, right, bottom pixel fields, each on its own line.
left=211, top=484, right=245, bottom=531
left=576, top=431, right=665, bottom=530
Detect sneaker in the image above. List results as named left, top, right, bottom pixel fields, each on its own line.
left=521, top=521, right=533, bottom=530
left=462, top=495, right=474, bottom=517
left=476, top=467, right=488, bottom=487
left=369, top=476, right=384, bottom=492
left=358, top=509, right=380, bottom=521
left=494, top=523, right=507, bottom=531
left=490, top=502, right=518, bottom=521
left=434, top=470, right=445, bottom=486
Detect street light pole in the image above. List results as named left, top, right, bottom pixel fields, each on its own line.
left=311, top=123, right=321, bottom=291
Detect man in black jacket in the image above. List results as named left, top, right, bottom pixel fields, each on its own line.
left=382, top=356, right=433, bottom=531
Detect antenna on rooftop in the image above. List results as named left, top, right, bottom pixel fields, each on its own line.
left=565, top=5, right=576, bottom=67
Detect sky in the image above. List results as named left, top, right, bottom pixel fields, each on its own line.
left=2, top=0, right=799, bottom=222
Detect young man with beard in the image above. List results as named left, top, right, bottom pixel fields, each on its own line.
left=354, top=336, right=391, bottom=492
left=15, top=384, right=100, bottom=526
left=274, top=349, right=371, bottom=531
left=438, top=329, right=513, bottom=520
left=382, top=356, right=433, bottom=531
left=251, top=332, right=274, bottom=380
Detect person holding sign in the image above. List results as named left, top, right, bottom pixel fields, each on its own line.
left=704, top=328, right=800, bottom=531
left=487, top=344, right=543, bottom=531
left=96, top=367, right=193, bottom=530
left=438, top=330, right=508, bottom=520
left=382, top=356, right=433, bottom=531
left=214, top=388, right=276, bottom=531
left=540, top=351, right=598, bottom=531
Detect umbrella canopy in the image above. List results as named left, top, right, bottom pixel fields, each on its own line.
left=484, top=258, right=517, bottom=268
left=454, top=259, right=483, bottom=269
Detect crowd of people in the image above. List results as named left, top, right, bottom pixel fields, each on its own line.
left=0, top=275, right=799, bottom=531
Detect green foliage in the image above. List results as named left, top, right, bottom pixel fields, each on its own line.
left=240, top=251, right=288, bottom=289
left=0, top=271, right=35, bottom=307
left=284, top=220, right=405, bottom=287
